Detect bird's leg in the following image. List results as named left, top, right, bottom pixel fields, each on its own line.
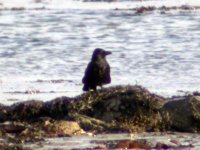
left=91, top=85, right=97, bottom=92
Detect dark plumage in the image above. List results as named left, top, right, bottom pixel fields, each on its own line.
left=82, top=48, right=112, bottom=91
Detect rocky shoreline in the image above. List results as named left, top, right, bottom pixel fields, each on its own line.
left=0, top=85, right=200, bottom=149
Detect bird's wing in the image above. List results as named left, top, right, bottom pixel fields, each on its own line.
left=105, top=65, right=111, bottom=83
left=82, top=63, right=90, bottom=84
left=82, top=62, right=99, bottom=84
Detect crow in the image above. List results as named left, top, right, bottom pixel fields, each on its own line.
left=82, top=48, right=112, bottom=91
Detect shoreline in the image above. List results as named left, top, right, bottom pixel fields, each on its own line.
left=0, top=83, right=199, bottom=106
left=0, top=85, right=200, bottom=149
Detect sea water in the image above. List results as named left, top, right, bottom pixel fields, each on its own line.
left=0, top=0, right=200, bottom=105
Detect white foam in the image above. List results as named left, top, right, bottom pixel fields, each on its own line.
left=0, top=0, right=200, bottom=10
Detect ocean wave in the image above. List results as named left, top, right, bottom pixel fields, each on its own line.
left=0, top=0, right=199, bottom=10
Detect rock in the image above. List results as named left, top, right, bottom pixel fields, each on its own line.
left=0, top=85, right=166, bottom=132
left=7, top=100, right=44, bottom=121
left=92, top=144, right=107, bottom=149
left=1, top=85, right=200, bottom=147
left=0, top=141, right=23, bottom=150
left=0, top=98, right=71, bottom=121
left=44, top=121, right=83, bottom=137
left=136, top=6, right=156, bottom=14
left=180, top=5, right=194, bottom=10
left=3, top=85, right=200, bottom=133
left=155, top=142, right=174, bottom=149
left=0, top=122, right=26, bottom=134
left=115, top=5, right=200, bottom=15
left=116, top=140, right=151, bottom=149
left=0, top=120, right=86, bottom=145
left=154, top=140, right=194, bottom=149
left=11, top=7, right=25, bottom=11
left=42, top=96, right=71, bottom=119
left=162, top=96, right=200, bottom=132
left=72, top=85, right=166, bottom=131
left=170, top=139, right=181, bottom=146
left=70, top=113, right=112, bottom=132
left=0, top=104, right=8, bottom=122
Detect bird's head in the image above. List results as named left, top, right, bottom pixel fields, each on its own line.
left=92, top=48, right=112, bottom=61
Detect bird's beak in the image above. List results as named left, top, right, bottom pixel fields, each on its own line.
left=105, top=51, right=112, bottom=55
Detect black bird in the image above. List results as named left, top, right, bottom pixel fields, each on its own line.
left=82, top=48, right=112, bottom=91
